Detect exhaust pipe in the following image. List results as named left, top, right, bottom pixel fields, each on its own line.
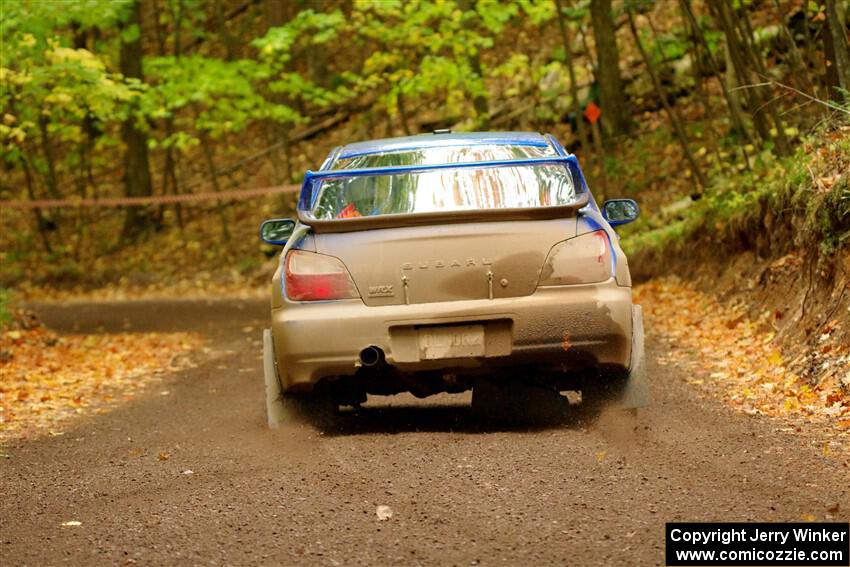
left=359, top=346, right=385, bottom=367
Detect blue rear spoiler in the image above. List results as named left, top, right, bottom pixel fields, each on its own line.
left=297, top=155, right=587, bottom=212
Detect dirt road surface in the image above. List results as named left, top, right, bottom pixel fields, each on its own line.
left=2, top=299, right=848, bottom=566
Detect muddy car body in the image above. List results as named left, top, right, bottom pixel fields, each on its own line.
left=261, top=132, right=647, bottom=422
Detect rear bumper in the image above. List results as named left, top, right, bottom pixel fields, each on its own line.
left=271, top=278, right=633, bottom=391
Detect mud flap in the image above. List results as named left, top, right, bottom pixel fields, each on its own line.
left=263, top=329, right=288, bottom=428
left=614, top=304, right=650, bottom=410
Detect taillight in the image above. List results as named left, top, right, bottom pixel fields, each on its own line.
left=538, top=230, right=612, bottom=286
left=284, top=250, right=360, bottom=301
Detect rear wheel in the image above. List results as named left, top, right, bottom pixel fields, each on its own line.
left=263, top=329, right=338, bottom=428
left=263, top=329, right=287, bottom=428
left=581, top=304, right=650, bottom=414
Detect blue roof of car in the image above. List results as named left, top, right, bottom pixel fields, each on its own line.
left=336, top=131, right=553, bottom=159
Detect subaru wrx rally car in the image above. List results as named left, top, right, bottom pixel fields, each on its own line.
left=260, top=131, right=647, bottom=424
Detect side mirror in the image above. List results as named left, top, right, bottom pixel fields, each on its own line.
left=602, top=199, right=640, bottom=227
left=259, top=218, right=296, bottom=245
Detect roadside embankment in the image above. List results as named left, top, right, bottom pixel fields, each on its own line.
left=628, top=123, right=850, bottom=444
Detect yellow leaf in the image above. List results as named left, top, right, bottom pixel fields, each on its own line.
left=767, top=350, right=783, bottom=366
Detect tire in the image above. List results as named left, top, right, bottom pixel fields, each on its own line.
left=581, top=304, right=650, bottom=412
left=263, top=329, right=337, bottom=428
left=263, top=329, right=287, bottom=428
left=618, top=304, right=650, bottom=410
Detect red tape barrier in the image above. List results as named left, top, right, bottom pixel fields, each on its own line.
left=0, top=184, right=301, bottom=209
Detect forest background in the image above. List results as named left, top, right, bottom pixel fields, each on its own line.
left=0, top=0, right=848, bottom=291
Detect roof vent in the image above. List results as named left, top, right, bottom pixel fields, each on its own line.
left=432, top=128, right=452, bottom=135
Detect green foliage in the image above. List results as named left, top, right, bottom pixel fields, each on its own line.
left=145, top=55, right=300, bottom=141
left=0, top=0, right=346, bottom=180
left=624, top=128, right=850, bottom=264
left=252, top=9, right=345, bottom=59
left=516, top=0, right=555, bottom=26
left=817, top=180, right=850, bottom=255
left=0, top=0, right=570, bottom=196
left=348, top=0, right=518, bottom=124
left=0, top=0, right=134, bottom=34
left=0, top=2, right=141, bottom=167
left=2, top=0, right=848, bottom=290
left=642, top=28, right=689, bottom=66
left=0, top=289, right=12, bottom=329
left=252, top=8, right=352, bottom=106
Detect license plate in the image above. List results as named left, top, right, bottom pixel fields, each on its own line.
left=418, top=325, right=485, bottom=360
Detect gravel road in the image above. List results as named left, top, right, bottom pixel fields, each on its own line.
left=2, top=299, right=848, bottom=566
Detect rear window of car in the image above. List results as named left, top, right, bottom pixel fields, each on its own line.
left=311, top=144, right=577, bottom=220
left=331, top=144, right=556, bottom=169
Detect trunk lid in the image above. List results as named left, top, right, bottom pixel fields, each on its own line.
left=314, top=218, right=577, bottom=306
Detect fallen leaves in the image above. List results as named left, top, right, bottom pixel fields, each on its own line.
left=635, top=278, right=850, bottom=437
left=0, top=318, right=203, bottom=444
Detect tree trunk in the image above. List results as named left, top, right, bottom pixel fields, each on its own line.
left=800, top=1, right=821, bottom=98
left=554, top=0, right=589, bottom=153
left=197, top=125, right=231, bottom=241
left=459, top=0, right=489, bottom=126
left=167, top=0, right=184, bottom=55
left=667, top=6, right=733, bottom=170
left=263, top=0, right=291, bottom=33
left=154, top=0, right=184, bottom=229
left=261, top=0, right=296, bottom=209
left=772, top=0, right=816, bottom=95
left=21, top=154, right=53, bottom=253
left=823, top=14, right=842, bottom=96
left=735, top=2, right=792, bottom=155
left=589, top=0, right=630, bottom=136
left=214, top=0, right=238, bottom=60
left=825, top=0, right=850, bottom=98
left=709, top=1, right=775, bottom=149
left=120, top=0, right=154, bottom=240
left=397, top=91, right=412, bottom=135
left=468, top=52, right=489, bottom=126
left=37, top=115, right=60, bottom=199
left=626, top=9, right=706, bottom=194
